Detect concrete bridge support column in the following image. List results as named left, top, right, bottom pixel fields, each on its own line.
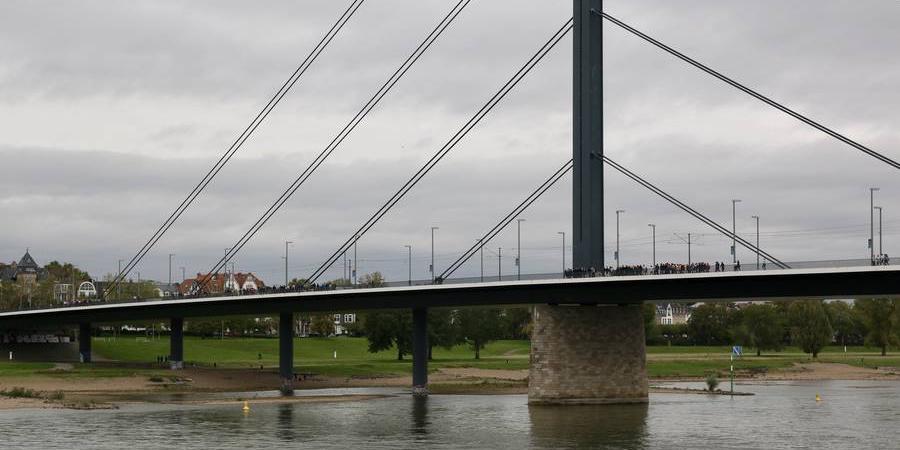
left=170, top=317, right=184, bottom=370
left=279, top=312, right=294, bottom=395
left=78, top=322, right=91, bottom=363
left=412, top=307, right=428, bottom=397
left=528, top=304, right=648, bottom=404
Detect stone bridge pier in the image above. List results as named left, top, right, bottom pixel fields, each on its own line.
left=528, top=304, right=648, bottom=404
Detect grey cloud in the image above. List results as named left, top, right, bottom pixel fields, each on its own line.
left=1, top=0, right=898, bottom=285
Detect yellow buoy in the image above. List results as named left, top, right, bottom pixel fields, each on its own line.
left=815, top=394, right=821, bottom=402
left=242, top=401, right=251, bottom=413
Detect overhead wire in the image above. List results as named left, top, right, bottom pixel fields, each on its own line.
left=439, top=159, right=573, bottom=281
left=599, top=11, right=900, bottom=170
left=306, top=18, right=575, bottom=284
left=602, top=154, right=791, bottom=269
left=104, top=0, right=367, bottom=298
left=199, top=0, right=474, bottom=291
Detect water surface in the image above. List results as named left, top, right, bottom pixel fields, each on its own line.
left=2, top=380, right=898, bottom=449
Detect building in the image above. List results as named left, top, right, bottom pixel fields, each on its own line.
left=179, top=272, right=266, bottom=296
left=333, top=313, right=357, bottom=335
left=0, top=251, right=47, bottom=285
left=153, top=282, right=180, bottom=298
left=655, top=302, right=693, bottom=325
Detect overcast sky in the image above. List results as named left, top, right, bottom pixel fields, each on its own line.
left=1, top=0, right=898, bottom=285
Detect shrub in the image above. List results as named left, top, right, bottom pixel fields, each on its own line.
left=705, top=373, right=719, bottom=392
left=0, top=387, right=40, bottom=398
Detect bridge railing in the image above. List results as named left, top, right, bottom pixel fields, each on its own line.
left=0, top=258, right=891, bottom=314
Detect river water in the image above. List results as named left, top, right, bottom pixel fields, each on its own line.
left=2, top=380, right=898, bottom=449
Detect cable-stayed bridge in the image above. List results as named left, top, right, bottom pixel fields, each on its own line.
left=3, top=0, right=898, bottom=404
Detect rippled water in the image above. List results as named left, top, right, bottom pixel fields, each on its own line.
left=2, top=381, right=899, bottom=449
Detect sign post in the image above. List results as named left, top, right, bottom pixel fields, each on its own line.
left=731, top=346, right=742, bottom=395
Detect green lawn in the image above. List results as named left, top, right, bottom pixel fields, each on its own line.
left=2, top=338, right=896, bottom=380
left=92, top=336, right=530, bottom=377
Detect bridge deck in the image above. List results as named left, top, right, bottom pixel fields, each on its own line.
left=1, top=266, right=898, bottom=327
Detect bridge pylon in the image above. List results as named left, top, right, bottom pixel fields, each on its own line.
left=528, top=0, right=649, bottom=405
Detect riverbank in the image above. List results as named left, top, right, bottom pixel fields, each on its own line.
left=2, top=361, right=899, bottom=410
left=2, top=338, right=900, bottom=409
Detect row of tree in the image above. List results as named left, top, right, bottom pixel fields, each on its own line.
left=351, top=307, right=531, bottom=360
left=647, top=299, right=900, bottom=357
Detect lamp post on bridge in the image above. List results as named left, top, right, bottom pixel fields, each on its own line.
left=615, top=210, right=625, bottom=269
left=168, top=253, right=175, bottom=286
left=874, top=206, right=883, bottom=259
left=404, top=245, right=412, bottom=286
left=731, top=199, right=741, bottom=267
left=477, top=239, right=484, bottom=282
left=516, top=218, right=526, bottom=280
left=284, top=241, right=293, bottom=287
left=117, top=259, right=123, bottom=300
left=497, top=247, right=502, bottom=281
left=430, top=227, right=439, bottom=284
left=647, top=224, right=656, bottom=268
left=557, top=231, right=566, bottom=277
left=353, top=237, right=358, bottom=286
left=870, top=187, right=879, bottom=264
left=751, top=216, right=760, bottom=270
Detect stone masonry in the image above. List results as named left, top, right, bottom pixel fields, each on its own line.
left=528, top=304, right=648, bottom=404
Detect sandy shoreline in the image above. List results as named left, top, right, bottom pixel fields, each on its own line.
left=1, top=362, right=898, bottom=410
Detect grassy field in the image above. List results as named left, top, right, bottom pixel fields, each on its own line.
left=93, top=336, right=530, bottom=377
left=1, top=338, right=897, bottom=380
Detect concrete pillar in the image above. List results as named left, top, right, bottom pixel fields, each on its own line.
left=279, top=312, right=294, bottom=395
left=170, top=317, right=184, bottom=370
left=412, top=307, right=428, bottom=397
left=78, top=323, right=91, bottom=363
left=528, top=304, right=648, bottom=404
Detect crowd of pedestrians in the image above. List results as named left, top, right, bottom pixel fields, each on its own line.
left=565, top=262, right=714, bottom=278
left=873, top=254, right=891, bottom=266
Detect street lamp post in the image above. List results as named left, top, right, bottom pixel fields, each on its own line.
left=117, top=259, right=123, bottom=300
left=430, top=227, right=439, bottom=284
left=751, top=216, right=760, bottom=270
left=870, top=187, right=879, bottom=263
left=497, top=247, right=502, bottom=281
left=647, top=224, right=656, bottom=268
left=168, top=254, right=175, bottom=286
left=688, top=233, right=692, bottom=266
left=516, top=219, right=526, bottom=280
left=615, top=210, right=625, bottom=269
left=353, top=237, right=358, bottom=286
left=284, top=241, right=293, bottom=287
left=557, top=231, right=566, bottom=277
left=404, top=245, right=412, bottom=286
left=732, top=199, right=742, bottom=266
left=477, top=239, right=484, bottom=283
left=874, top=206, right=883, bottom=258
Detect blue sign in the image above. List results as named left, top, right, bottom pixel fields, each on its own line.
left=732, top=346, right=743, bottom=357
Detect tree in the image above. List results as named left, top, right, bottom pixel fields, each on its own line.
left=427, top=309, right=460, bottom=359
left=310, top=314, right=336, bottom=337
left=642, top=303, right=658, bottom=344
left=687, top=304, right=733, bottom=345
left=456, top=307, right=503, bottom=359
left=788, top=300, right=832, bottom=358
left=739, top=304, right=784, bottom=356
left=359, top=272, right=385, bottom=288
left=854, top=298, right=899, bottom=356
left=361, top=310, right=412, bottom=360
left=826, top=301, right=865, bottom=347
left=500, top=308, right=532, bottom=340
left=288, top=278, right=309, bottom=289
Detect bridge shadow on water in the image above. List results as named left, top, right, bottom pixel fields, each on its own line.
left=528, top=403, right=649, bottom=449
